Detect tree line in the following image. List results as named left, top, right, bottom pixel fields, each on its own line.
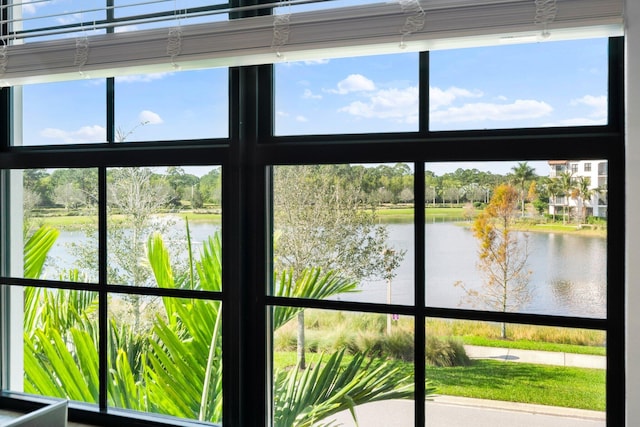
left=23, top=166, right=221, bottom=212
left=22, top=162, right=604, bottom=224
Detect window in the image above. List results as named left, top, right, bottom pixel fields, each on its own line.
left=585, top=162, right=592, bottom=172
left=0, top=3, right=624, bottom=427
left=429, top=39, right=608, bottom=131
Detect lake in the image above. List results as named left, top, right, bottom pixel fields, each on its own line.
left=44, top=219, right=607, bottom=319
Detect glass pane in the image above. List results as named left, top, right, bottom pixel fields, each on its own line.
left=425, top=319, right=606, bottom=426
left=425, top=161, right=607, bottom=318
left=430, top=38, right=608, bottom=131
left=272, top=164, right=414, bottom=305
left=115, top=69, right=228, bottom=141
left=20, top=80, right=106, bottom=146
left=12, top=1, right=106, bottom=43
left=278, top=0, right=389, bottom=14
left=275, top=53, right=419, bottom=135
left=21, top=287, right=100, bottom=404
left=107, top=166, right=221, bottom=288
left=18, top=168, right=99, bottom=282
left=114, top=0, right=228, bottom=29
left=271, top=308, right=415, bottom=426
left=109, top=295, right=222, bottom=423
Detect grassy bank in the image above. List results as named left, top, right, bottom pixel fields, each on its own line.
left=29, top=210, right=222, bottom=230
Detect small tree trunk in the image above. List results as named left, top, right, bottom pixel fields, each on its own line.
left=297, top=310, right=306, bottom=370
left=501, top=322, right=507, bottom=339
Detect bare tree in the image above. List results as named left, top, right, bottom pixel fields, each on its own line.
left=53, top=182, right=86, bottom=211
left=107, top=167, right=172, bottom=330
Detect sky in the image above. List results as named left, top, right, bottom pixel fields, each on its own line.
left=14, top=1, right=609, bottom=177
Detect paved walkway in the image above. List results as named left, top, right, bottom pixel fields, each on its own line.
left=464, top=344, right=606, bottom=369
left=325, top=398, right=605, bottom=427
left=318, top=346, right=606, bottom=426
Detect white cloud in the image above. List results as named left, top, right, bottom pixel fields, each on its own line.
left=571, top=95, right=607, bottom=118
left=40, top=125, right=106, bottom=144
left=547, top=117, right=607, bottom=127
left=430, top=99, right=553, bottom=123
left=276, top=111, right=290, bottom=117
left=139, top=110, right=163, bottom=125
left=304, top=59, right=330, bottom=65
left=295, top=115, right=309, bottom=122
left=429, top=86, right=483, bottom=110
left=22, top=0, right=49, bottom=15
left=328, top=74, right=376, bottom=95
left=116, top=73, right=171, bottom=83
left=302, top=89, right=322, bottom=100
left=339, top=86, right=419, bottom=123
left=115, top=25, right=140, bottom=33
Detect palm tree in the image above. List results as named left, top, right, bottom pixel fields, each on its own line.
left=544, top=177, right=562, bottom=221
left=511, top=162, right=536, bottom=216
left=574, top=176, right=596, bottom=223
left=557, top=171, right=575, bottom=224
left=23, top=225, right=418, bottom=426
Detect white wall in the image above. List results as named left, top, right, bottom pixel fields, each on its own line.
left=626, top=0, right=640, bottom=425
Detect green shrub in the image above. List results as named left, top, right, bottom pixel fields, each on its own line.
left=426, top=336, right=471, bottom=367
left=383, top=330, right=415, bottom=361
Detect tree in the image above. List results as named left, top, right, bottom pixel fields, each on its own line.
left=199, top=168, right=222, bottom=206
left=273, top=165, right=404, bottom=369
left=398, top=187, right=414, bottom=203
left=107, top=168, right=173, bottom=329
left=24, top=225, right=417, bottom=426
left=454, top=184, right=532, bottom=338
left=53, top=182, right=86, bottom=211
left=574, top=176, right=595, bottom=223
left=557, top=171, right=575, bottom=224
left=510, top=162, right=536, bottom=216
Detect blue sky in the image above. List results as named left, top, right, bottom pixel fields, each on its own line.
left=16, top=2, right=608, bottom=177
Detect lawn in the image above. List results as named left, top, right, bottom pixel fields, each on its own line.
left=273, top=351, right=606, bottom=411
left=426, top=359, right=605, bottom=411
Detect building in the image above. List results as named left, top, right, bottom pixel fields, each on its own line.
left=548, top=160, right=608, bottom=219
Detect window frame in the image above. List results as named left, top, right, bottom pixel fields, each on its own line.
left=0, top=34, right=625, bottom=427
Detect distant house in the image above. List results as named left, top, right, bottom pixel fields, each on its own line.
left=548, top=160, right=608, bottom=219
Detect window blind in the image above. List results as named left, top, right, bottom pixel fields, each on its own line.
left=0, top=0, right=624, bottom=86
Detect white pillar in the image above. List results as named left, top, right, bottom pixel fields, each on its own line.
left=625, top=1, right=640, bottom=425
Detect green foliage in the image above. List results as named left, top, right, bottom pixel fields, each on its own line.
left=23, top=224, right=416, bottom=426
left=426, top=336, right=471, bottom=367
left=273, top=349, right=415, bottom=427
left=23, top=225, right=59, bottom=279
left=273, top=268, right=357, bottom=330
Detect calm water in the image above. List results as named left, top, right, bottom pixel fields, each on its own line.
left=44, top=219, right=607, bottom=318
left=337, top=222, right=607, bottom=319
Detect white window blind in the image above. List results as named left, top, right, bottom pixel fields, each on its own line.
left=0, top=0, right=624, bottom=86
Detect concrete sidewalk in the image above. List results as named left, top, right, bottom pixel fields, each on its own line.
left=323, top=398, right=605, bottom=427
left=464, top=344, right=606, bottom=369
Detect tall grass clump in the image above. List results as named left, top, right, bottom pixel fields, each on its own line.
left=426, top=336, right=471, bottom=367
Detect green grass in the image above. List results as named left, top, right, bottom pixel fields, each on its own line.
left=273, top=352, right=605, bottom=411
left=376, top=207, right=466, bottom=222
left=426, top=359, right=605, bottom=411
left=462, top=336, right=606, bottom=356
left=30, top=210, right=221, bottom=230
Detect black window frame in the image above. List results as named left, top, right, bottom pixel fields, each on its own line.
left=0, top=27, right=625, bottom=427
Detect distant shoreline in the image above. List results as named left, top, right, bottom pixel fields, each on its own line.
left=28, top=206, right=607, bottom=238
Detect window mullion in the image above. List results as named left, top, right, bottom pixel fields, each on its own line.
left=98, top=166, right=108, bottom=411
